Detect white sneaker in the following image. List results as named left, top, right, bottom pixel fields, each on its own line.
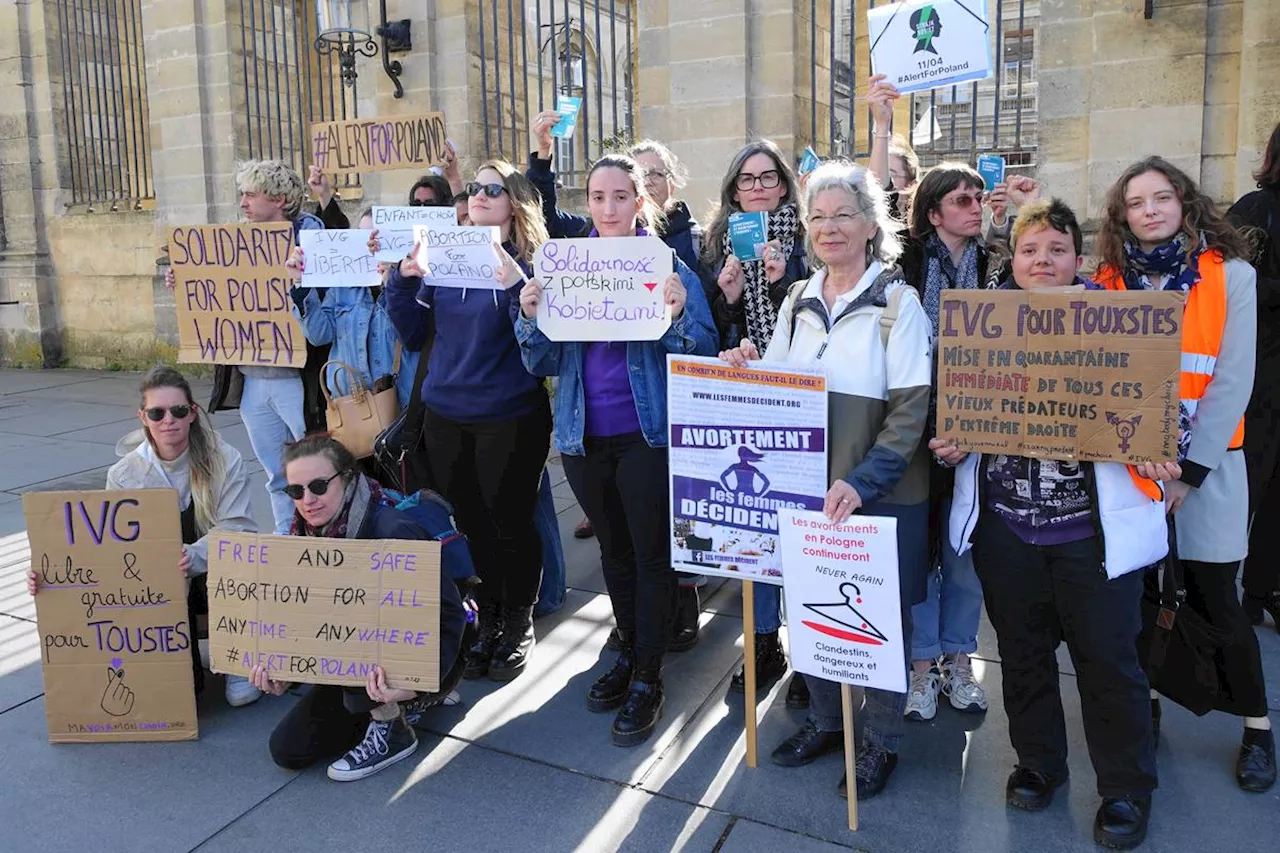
left=941, top=655, right=988, bottom=714
left=224, top=675, right=263, bottom=707
left=904, top=666, right=941, bottom=721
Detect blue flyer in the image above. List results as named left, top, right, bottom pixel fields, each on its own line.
left=798, top=147, right=821, bottom=176
left=551, top=96, right=582, bottom=139
left=728, top=211, right=769, bottom=261
left=977, top=153, right=1005, bottom=191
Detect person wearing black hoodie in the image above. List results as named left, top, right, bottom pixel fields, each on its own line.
left=384, top=160, right=552, bottom=684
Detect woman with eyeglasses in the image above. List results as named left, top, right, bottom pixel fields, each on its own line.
left=28, top=366, right=259, bottom=705
left=384, top=160, right=553, bottom=685
left=720, top=160, right=931, bottom=801
left=516, top=153, right=719, bottom=747
left=249, top=434, right=468, bottom=783
left=701, top=139, right=812, bottom=708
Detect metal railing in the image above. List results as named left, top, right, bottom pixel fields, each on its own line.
left=54, top=0, right=154, bottom=210
left=477, top=0, right=636, bottom=187
left=235, top=0, right=358, bottom=189
left=808, top=0, right=1037, bottom=169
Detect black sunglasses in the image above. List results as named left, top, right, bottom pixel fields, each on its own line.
left=409, top=198, right=433, bottom=207
left=143, top=405, right=192, bottom=421
left=281, top=471, right=345, bottom=501
left=465, top=182, right=507, bottom=199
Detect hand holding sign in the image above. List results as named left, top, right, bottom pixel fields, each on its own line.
left=100, top=665, right=136, bottom=717
left=823, top=480, right=862, bottom=524
left=718, top=337, right=761, bottom=368
left=664, top=273, right=686, bottom=320
left=867, top=73, right=900, bottom=128
left=520, top=279, right=543, bottom=320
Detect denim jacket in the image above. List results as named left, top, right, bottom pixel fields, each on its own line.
left=515, top=256, right=718, bottom=455
left=294, top=286, right=420, bottom=410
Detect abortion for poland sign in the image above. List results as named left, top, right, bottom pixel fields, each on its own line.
left=533, top=236, right=673, bottom=342
left=778, top=509, right=905, bottom=693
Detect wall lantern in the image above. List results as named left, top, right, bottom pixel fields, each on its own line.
left=314, top=1, right=412, bottom=98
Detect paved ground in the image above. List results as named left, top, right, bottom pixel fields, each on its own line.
left=1, top=368, right=1278, bottom=853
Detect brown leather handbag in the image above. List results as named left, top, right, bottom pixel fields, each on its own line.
left=322, top=352, right=400, bottom=459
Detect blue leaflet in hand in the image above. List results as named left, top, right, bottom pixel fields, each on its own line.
left=799, top=147, right=821, bottom=176
left=977, top=154, right=1006, bottom=191
left=551, top=97, right=583, bottom=139
left=728, top=211, right=769, bottom=262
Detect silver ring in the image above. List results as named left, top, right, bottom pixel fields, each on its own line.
left=839, top=497, right=850, bottom=503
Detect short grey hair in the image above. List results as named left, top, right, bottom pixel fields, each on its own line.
left=803, top=160, right=903, bottom=267
left=235, top=159, right=306, bottom=219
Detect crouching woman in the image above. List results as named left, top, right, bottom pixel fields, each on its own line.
left=251, top=434, right=467, bottom=782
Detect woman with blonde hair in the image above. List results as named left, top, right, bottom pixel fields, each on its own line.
left=384, top=159, right=553, bottom=684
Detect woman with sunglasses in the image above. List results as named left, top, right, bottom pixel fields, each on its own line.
left=250, top=434, right=468, bottom=783
left=702, top=139, right=811, bottom=707
left=516, top=153, right=718, bottom=747
left=385, top=160, right=553, bottom=684
left=27, top=366, right=259, bottom=705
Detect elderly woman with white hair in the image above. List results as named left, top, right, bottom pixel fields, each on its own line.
left=721, top=160, right=932, bottom=801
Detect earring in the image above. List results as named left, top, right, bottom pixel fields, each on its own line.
left=866, top=239, right=874, bottom=266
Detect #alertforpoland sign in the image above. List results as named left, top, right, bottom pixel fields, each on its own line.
left=534, top=236, right=673, bottom=342
left=779, top=509, right=905, bottom=693
left=868, top=0, right=992, bottom=95
left=668, top=356, right=829, bottom=585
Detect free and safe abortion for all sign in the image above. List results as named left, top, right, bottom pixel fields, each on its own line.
left=868, top=0, right=992, bottom=94
left=169, top=224, right=305, bottom=368
left=208, top=533, right=442, bottom=692
left=23, top=489, right=197, bottom=743
left=534, top=236, right=674, bottom=342
left=935, top=289, right=1184, bottom=464
left=668, top=356, right=830, bottom=585
left=779, top=509, right=905, bottom=693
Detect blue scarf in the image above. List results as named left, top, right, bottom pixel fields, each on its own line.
left=1121, top=231, right=1203, bottom=293
left=921, top=232, right=981, bottom=331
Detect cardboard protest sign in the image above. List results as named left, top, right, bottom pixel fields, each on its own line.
left=371, top=206, right=458, bottom=263
left=668, top=356, right=830, bottom=585
left=298, top=229, right=381, bottom=288
left=936, top=289, right=1184, bottom=464
left=23, top=489, right=197, bottom=743
left=412, top=224, right=504, bottom=290
left=207, top=532, right=442, bottom=692
left=169, top=224, right=305, bottom=368
left=868, top=0, right=992, bottom=94
left=779, top=509, right=905, bottom=693
left=534, top=236, right=673, bottom=342
left=311, top=112, right=448, bottom=174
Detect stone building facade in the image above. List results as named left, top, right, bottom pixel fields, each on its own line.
left=0, top=0, right=1277, bottom=368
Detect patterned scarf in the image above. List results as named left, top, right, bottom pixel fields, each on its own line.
left=921, top=232, right=981, bottom=331
left=290, top=473, right=388, bottom=539
left=1121, top=231, right=1204, bottom=293
left=721, top=203, right=800, bottom=350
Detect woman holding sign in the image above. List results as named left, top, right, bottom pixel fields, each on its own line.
left=251, top=435, right=468, bottom=782
left=1096, top=156, right=1274, bottom=794
left=384, top=160, right=553, bottom=684
left=28, top=367, right=260, bottom=706
left=702, top=140, right=812, bottom=705
left=720, top=161, right=932, bottom=800
left=515, top=153, right=718, bottom=746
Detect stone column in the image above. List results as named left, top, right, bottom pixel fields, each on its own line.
left=1235, top=0, right=1280, bottom=196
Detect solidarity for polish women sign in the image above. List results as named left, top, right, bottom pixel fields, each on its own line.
left=533, top=236, right=673, bottom=341
left=868, top=0, right=992, bottom=94
left=668, top=356, right=829, bottom=585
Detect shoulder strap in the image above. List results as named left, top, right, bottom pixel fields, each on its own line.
left=392, top=340, right=402, bottom=376
left=402, top=318, right=435, bottom=441
left=879, top=284, right=904, bottom=350
left=786, top=277, right=810, bottom=345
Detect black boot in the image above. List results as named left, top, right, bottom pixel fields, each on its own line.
left=464, top=601, right=503, bottom=680
left=669, top=585, right=700, bottom=653
left=489, top=606, right=535, bottom=682
left=1092, top=797, right=1151, bottom=850
left=785, top=672, right=810, bottom=710
left=1243, top=591, right=1280, bottom=629
left=730, top=630, right=787, bottom=693
left=588, top=639, right=636, bottom=713
left=612, top=667, right=664, bottom=747
left=1237, top=727, right=1277, bottom=793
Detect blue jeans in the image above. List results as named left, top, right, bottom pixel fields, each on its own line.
left=753, top=583, right=782, bottom=633
left=909, top=498, right=983, bottom=661
left=534, top=467, right=566, bottom=616
left=239, top=374, right=306, bottom=534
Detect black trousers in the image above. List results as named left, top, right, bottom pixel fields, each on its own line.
left=422, top=396, right=552, bottom=613
left=1182, top=559, right=1270, bottom=717
left=562, top=433, right=676, bottom=670
left=1242, top=410, right=1280, bottom=598
left=269, top=685, right=381, bottom=769
left=973, top=518, right=1157, bottom=798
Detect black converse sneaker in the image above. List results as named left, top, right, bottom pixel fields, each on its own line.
left=327, top=714, right=419, bottom=782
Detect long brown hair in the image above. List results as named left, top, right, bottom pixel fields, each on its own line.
left=475, top=159, right=550, bottom=263
left=1255, top=122, right=1280, bottom=190
left=1096, top=156, right=1251, bottom=274
left=702, top=139, right=805, bottom=269
left=586, top=154, right=666, bottom=235
left=138, top=366, right=225, bottom=536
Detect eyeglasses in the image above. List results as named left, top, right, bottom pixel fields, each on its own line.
left=643, top=169, right=669, bottom=183
left=945, top=193, right=982, bottom=209
left=409, top=198, right=435, bottom=207
left=281, top=471, right=345, bottom=501
left=465, top=182, right=507, bottom=199
left=143, top=405, right=192, bottom=421
left=736, top=170, right=781, bottom=191
left=807, top=211, right=866, bottom=229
